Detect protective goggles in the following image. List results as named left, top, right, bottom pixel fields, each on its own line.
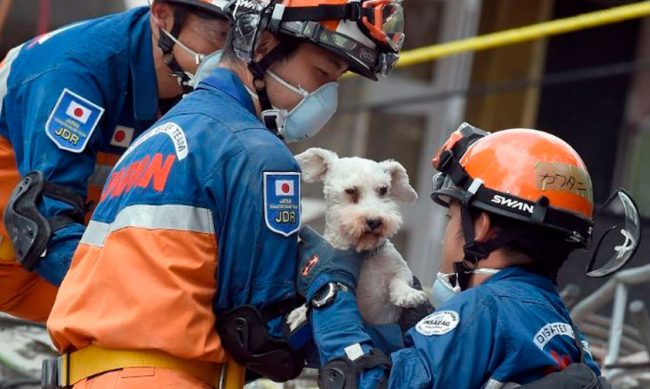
left=584, top=189, right=641, bottom=277
left=360, top=0, right=405, bottom=52
left=278, top=20, right=399, bottom=79
left=431, top=172, right=466, bottom=207
left=271, top=0, right=405, bottom=52
left=269, top=0, right=404, bottom=78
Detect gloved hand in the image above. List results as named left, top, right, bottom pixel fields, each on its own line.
left=296, top=226, right=367, bottom=301
left=398, top=276, right=434, bottom=333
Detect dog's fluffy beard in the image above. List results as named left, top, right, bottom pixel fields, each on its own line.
left=327, top=205, right=403, bottom=252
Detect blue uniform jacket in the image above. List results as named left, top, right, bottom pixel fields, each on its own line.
left=312, top=266, right=600, bottom=388
left=0, top=7, right=159, bottom=285
left=93, top=66, right=298, bottom=320
left=47, top=68, right=300, bottom=358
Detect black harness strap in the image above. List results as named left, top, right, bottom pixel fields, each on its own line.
left=277, top=3, right=369, bottom=23
left=318, top=348, right=391, bottom=389
left=158, top=7, right=194, bottom=94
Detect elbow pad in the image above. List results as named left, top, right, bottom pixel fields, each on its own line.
left=216, top=305, right=305, bottom=382
left=4, top=171, right=85, bottom=270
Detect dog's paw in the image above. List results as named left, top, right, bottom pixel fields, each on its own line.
left=392, top=288, right=430, bottom=308
left=286, top=305, right=309, bottom=331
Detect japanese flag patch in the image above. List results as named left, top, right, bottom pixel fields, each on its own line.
left=415, top=310, right=460, bottom=336
left=110, top=125, right=134, bottom=148
left=46, top=89, right=104, bottom=153
left=264, top=172, right=301, bottom=236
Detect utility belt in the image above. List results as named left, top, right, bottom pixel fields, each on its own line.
left=41, top=345, right=245, bottom=389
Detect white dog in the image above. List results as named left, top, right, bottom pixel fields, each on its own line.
left=289, top=148, right=429, bottom=327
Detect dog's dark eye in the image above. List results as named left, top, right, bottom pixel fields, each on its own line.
left=377, top=186, right=388, bottom=196
left=345, top=187, right=360, bottom=203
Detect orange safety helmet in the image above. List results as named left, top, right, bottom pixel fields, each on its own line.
left=432, top=123, right=594, bottom=247
left=224, top=0, right=404, bottom=80
left=431, top=123, right=641, bottom=283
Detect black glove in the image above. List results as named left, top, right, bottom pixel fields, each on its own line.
left=398, top=276, right=434, bottom=333
left=296, top=226, right=367, bottom=301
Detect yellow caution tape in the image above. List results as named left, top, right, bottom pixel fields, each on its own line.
left=395, top=1, right=650, bottom=69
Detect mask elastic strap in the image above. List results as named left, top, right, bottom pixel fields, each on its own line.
left=158, top=7, right=194, bottom=94
left=161, top=28, right=205, bottom=66
left=266, top=70, right=308, bottom=98
left=248, top=41, right=300, bottom=134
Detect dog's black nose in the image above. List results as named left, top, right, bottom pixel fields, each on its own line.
left=366, top=218, right=382, bottom=231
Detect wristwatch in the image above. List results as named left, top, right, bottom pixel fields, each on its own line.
left=311, top=282, right=349, bottom=309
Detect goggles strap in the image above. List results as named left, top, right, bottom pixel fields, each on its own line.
left=158, top=7, right=194, bottom=94
left=436, top=147, right=591, bottom=243
left=277, top=3, right=368, bottom=23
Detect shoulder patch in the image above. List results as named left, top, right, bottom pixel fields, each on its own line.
left=116, top=122, right=188, bottom=167
left=533, top=322, right=575, bottom=350
left=415, top=310, right=460, bottom=336
left=46, top=89, right=104, bottom=153
left=263, top=172, right=301, bottom=236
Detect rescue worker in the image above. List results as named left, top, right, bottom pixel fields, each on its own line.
left=296, top=124, right=641, bottom=388
left=46, top=0, right=405, bottom=387
left=0, top=0, right=228, bottom=322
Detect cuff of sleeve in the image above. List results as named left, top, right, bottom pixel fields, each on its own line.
left=311, top=290, right=374, bottom=365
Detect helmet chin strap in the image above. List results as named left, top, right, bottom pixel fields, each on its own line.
left=455, top=204, right=531, bottom=291
left=157, top=7, right=194, bottom=95
left=247, top=40, right=300, bottom=136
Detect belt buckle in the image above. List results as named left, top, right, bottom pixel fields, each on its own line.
left=41, top=357, right=62, bottom=389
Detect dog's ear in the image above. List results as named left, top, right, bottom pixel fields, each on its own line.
left=295, top=148, right=339, bottom=183
left=380, top=160, right=418, bottom=203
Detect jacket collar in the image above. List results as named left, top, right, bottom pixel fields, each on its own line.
left=197, top=68, right=257, bottom=115
left=482, top=265, right=556, bottom=292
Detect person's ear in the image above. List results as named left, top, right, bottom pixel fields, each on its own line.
left=474, top=212, right=497, bottom=243
left=151, top=1, right=174, bottom=30
left=253, top=31, right=280, bottom=62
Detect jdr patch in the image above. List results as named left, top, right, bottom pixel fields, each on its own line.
left=46, top=89, right=104, bottom=153
left=264, top=172, right=301, bottom=236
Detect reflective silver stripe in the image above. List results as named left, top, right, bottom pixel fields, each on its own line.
left=81, top=220, right=110, bottom=247
left=484, top=379, right=520, bottom=389
left=80, top=204, right=214, bottom=248
left=87, top=164, right=113, bottom=187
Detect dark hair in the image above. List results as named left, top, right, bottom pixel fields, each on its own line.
left=486, top=211, right=580, bottom=280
